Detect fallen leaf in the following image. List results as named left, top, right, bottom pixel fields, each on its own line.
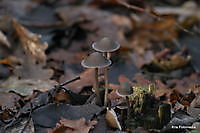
left=152, top=54, right=191, bottom=71
left=13, top=55, right=53, bottom=80
left=133, top=73, right=151, bottom=85
left=0, top=30, right=10, bottom=47
left=163, top=110, right=198, bottom=132
left=91, top=115, right=107, bottom=133
left=48, top=49, right=87, bottom=65
left=0, top=76, right=57, bottom=96
left=132, top=127, right=149, bottom=133
left=12, top=20, right=47, bottom=63
left=190, top=94, right=200, bottom=108
left=187, top=107, right=200, bottom=120
left=105, top=108, right=121, bottom=130
left=129, top=50, right=154, bottom=68
left=5, top=118, right=35, bottom=133
left=0, top=56, right=21, bottom=66
left=53, top=90, right=71, bottom=104
left=32, top=103, right=101, bottom=128
left=0, top=92, right=21, bottom=111
left=55, top=6, right=128, bottom=51
left=192, top=122, right=200, bottom=131
left=167, top=73, right=200, bottom=94
left=49, top=117, right=97, bottom=133
left=108, top=84, right=121, bottom=101
left=64, top=69, right=103, bottom=93
left=155, top=1, right=200, bottom=18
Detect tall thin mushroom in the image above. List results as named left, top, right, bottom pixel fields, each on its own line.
left=81, top=52, right=111, bottom=105
left=92, top=37, right=120, bottom=106
left=116, top=81, right=133, bottom=119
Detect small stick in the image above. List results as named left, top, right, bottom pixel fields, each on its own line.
left=60, top=76, right=80, bottom=86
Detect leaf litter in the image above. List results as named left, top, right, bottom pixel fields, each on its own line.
left=0, top=0, right=200, bottom=133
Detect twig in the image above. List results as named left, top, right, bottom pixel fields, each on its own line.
left=20, top=103, right=33, bottom=133
left=60, top=76, right=81, bottom=86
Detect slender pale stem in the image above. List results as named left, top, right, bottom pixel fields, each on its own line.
left=94, top=68, right=101, bottom=105
left=104, top=52, right=110, bottom=106
left=104, top=66, right=109, bottom=106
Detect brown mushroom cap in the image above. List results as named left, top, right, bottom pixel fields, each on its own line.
left=92, top=37, right=120, bottom=53
left=81, top=52, right=111, bottom=68
left=117, top=81, right=133, bottom=96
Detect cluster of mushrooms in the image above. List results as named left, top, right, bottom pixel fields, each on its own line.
left=81, top=37, right=133, bottom=108
left=81, top=37, right=136, bottom=130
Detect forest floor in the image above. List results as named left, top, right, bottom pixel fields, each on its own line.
left=0, top=0, right=200, bottom=133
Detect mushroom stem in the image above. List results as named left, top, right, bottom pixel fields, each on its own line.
left=126, top=96, right=130, bottom=119
left=104, top=67, right=109, bottom=106
left=94, top=68, right=101, bottom=105
left=104, top=52, right=110, bottom=106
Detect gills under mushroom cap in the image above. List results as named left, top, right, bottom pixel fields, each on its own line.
left=92, top=37, right=120, bottom=53
left=81, top=52, right=111, bottom=68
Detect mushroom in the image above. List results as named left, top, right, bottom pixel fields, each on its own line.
left=92, top=37, right=120, bottom=106
left=116, top=98, right=128, bottom=127
left=81, top=52, right=111, bottom=105
left=116, top=81, right=133, bottom=118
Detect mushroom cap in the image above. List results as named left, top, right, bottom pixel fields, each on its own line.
left=81, top=52, right=111, bottom=68
left=117, top=81, right=133, bottom=97
left=116, top=98, right=128, bottom=109
left=92, top=37, right=120, bottom=53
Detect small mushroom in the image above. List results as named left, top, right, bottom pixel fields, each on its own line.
left=116, top=81, right=133, bottom=118
left=81, top=52, right=111, bottom=105
left=92, top=37, right=120, bottom=106
left=116, top=98, right=128, bottom=127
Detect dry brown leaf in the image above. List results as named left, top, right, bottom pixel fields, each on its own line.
left=13, top=55, right=53, bottom=80
left=133, top=73, right=151, bottom=85
left=0, top=92, right=21, bottom=111
left=187, top=107, right=200, bottom=119
left=55, top=6, right=127, bottom=51
left=64, top=69, right=104, bottom=93
left=0, top=76, right=57, bottom=96
left=129, top=50, right=154, bottom=68
left=63, top=69, right=94, bottom=93
left=12, top=20, right=47, bottom=63
left=152, top=54, right=191, bottom=71
left=132, top=127, right=149, bottom=133
left=53, top=90, right=71, bottom=104
left=108, top=84, right=121, bottom=101
left=49, top=117, right=97, bottom=133
left=118, top=75, right=133, bottom=84
left=155, top=89, right=172, bottom=98
left=48, top=49, right=87, bottom=65
left=191, top=94, right=200, bottom=108
left=5, top=118, right=35, bottom=133
left=0, top=30, right=10, bottom=47
left=105, top=108, right=121, bottom=130
left=0, top=56, right=21, bottom=66
left=167, top=73, right=200, bottom=94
